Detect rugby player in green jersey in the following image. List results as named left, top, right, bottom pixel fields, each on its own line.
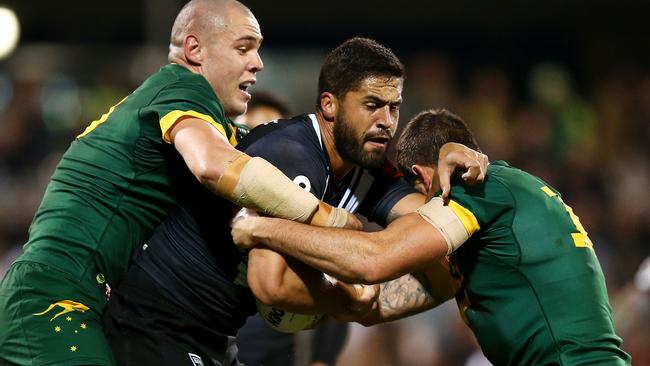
left=0, top=1, right=372, bottom=364
left=233, top=109, right=631, bottom=365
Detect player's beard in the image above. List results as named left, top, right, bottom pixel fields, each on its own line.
left=333, top=108, right=386, bottom=170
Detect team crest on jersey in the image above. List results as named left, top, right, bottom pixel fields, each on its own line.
left=188, top=353, right=204, bottom=366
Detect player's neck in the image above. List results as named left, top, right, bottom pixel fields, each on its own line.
left=429, top=170, right=441, bottom=198
left=315, top=112, right=355, bottom=181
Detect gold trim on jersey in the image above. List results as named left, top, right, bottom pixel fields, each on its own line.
left=159, top=110, right=238, bottom=146
left=541, top=186, right=593, bottom=249
left=77, top=96, right=128, bottom=138
left=541, top=186, right=557, bottom=197
left=447, top=199, right=481, bottom=236
left=417, top=197, right=480, bottom=255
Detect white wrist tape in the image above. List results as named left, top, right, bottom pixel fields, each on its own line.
left=416, top=197, right=480, bottom=255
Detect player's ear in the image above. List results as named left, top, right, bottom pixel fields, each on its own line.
left=320, top=92, right=337, bottom=121
left=184, top=35, right=202, bottom=66
left=411, top=164, right=433, bottom=192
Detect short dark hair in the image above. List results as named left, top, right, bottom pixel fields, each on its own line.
left=248, top=91, right=291, bottom=117
left=317, top=37, right=404, bottom=109
left=396, top=109, right=481, bottom=183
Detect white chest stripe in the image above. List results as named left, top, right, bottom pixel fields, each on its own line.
left=337, top=168, right=375, bottom=212
left=308, top=114, right=329, bottom=198
left=307, top=114, right=375, bottom=213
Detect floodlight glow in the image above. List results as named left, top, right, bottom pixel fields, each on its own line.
left=0, top=7, right=20, bottom=60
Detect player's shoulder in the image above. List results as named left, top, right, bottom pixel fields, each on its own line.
left=448, top=160, right=523, bottom=208
left=482, top=160, right=547, bottom=193
left=143, top=64, right=211, bottom=93
left=237, top=114, right=321, bottom=153
left=138, top=64, right=224, bottom=116
left=245, top=114, right=315, bottom=140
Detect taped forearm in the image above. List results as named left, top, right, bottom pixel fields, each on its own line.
left=216, top=155, right=317, bottom=221
left=216, top=155, right=349, bottom=227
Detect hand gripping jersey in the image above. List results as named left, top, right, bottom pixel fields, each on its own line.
left=446, top=161, right=630, bottom=365
left=18, top=64, right=238, bottom=309
left=128, top=114, right=416, bottom=335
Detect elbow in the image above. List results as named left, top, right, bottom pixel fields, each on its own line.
left=192, top=161, right=221, bottom=188
left=364, top=264, right=405, bottom=284
left=352, top=246, right=392, bottom=284
left=248, top=271, right=290, bottom=307
left=357, top=265, right=389, bottom=285
left=342, top=256, right=387, bottom=285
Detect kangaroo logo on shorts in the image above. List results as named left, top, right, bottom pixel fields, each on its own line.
left=33, top=300, right=90, bottom=321
left=188, top=353, right=204, bottom=366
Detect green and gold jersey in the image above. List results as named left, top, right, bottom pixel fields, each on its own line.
left=19, top=64, right=239, bottom=308
left=445, top=161, right=630, bottom=365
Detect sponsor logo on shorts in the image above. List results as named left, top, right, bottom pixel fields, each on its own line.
left=188, top=353, right=204, bottom=366
left=33, top=300, right=90, bottom=321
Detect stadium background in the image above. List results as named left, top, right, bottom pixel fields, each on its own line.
left=0, top=0, right=648, bottom=364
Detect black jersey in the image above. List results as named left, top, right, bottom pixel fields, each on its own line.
left=130, top=114, right=416, bottom=335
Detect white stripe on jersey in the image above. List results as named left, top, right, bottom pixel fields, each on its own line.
left=309, top=113, right=330, bottom=199
left=344, top=169, right=374, bottom=212
left=338, top=168, right=360, bottom=208
left=308, top=113, right=376, bottom=213
left=308, top=114, right=323, bottom=150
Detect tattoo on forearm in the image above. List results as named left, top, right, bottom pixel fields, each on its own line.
left=379, top=271, right=437, bottom=320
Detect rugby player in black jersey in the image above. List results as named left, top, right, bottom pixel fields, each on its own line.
left=103, top=37, right=487, bottom=366
left=234, top=92, right=349, bottom=366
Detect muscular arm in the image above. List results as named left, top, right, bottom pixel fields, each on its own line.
left=239, top=180, right=420, bottom=313
left=229, top=139, right=482, bottom=315
left=385, top=192, right=426, bottom=223
left=247, top=247, right=355, bottom=314
left=360, top=269, right=447, bottom=325
left=170, top=117, right=242, bottom=191
left=170, top=118, right=355, bottom=227
left=176, top=117, right=361, bottom=314
left=234, top=212, right=448, bottom=284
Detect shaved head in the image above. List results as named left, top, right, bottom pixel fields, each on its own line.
left=166, top=0, right=263, bottom=117
left=169, top=0, right=252, bottom=62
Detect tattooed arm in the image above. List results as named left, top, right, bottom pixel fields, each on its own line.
left=351, top=261, right=458, bottom=326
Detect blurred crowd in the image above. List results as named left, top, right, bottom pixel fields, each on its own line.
left=0, top=46, right=648, bottom=365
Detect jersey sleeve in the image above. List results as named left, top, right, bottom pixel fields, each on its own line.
left=445, top=176, right=514, bottom=237
left=239, top=134, right=329, bottom=198
left=357, top=160, right=418, bottom=226
left=142, top=79, right=238, bottom=146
